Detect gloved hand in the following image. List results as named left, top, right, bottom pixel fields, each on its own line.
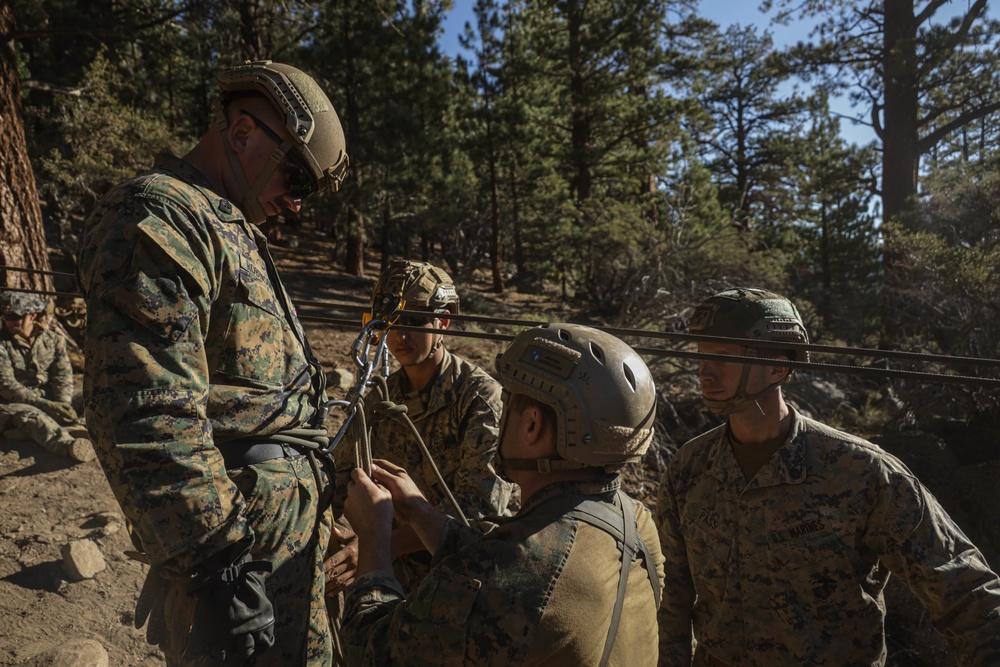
left=39, top=400, right=79, bottom=426
left=182, top=537, right=275, bottom=666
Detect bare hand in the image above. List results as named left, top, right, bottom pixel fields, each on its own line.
left=370, top=459, right=430, bottom=526
left=371, top=460, right=451, bottom=557
left=45, top=401, right=79, bottom=426
left=324, top=523, right=358, bottom=596
left=344, top=468, right=393, bottom=545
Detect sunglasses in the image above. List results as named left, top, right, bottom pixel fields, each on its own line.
left=395, top=311, right=441, bottom=327
left=240, top=110, right=318, bottom=198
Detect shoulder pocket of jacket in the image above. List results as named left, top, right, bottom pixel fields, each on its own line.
left=405, top=568, right=482, bottom=625
left=98, top=217, right=202, bottom=343
left=100, top=271, right=196, bottom=343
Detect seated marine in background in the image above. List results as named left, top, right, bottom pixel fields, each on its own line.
left=0, top=290, right=92, bottom=463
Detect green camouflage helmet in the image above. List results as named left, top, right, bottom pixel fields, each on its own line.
left=688, top=288, right=808, bottom=415
left=495, top=323, right=656, bottom=471
left=688, top=287, right=809, bottom=362
left=217, top=60, right=349, bottom=195
left=371, top=260, right=460, bottom=316
left=0, top=291, right=47, bottom=317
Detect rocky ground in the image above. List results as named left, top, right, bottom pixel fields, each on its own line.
left=0, top=228, right=989, bottom=665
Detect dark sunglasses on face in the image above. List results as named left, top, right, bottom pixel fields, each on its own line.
left=396, top=311, right=441, bottom=327
left=1, top=312, right=26, bottom=321
left=239, top=110, right=318, bottom=198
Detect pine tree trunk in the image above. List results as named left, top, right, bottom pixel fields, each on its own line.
left=0, top=2, right=53, bottom=293
left=881, top=0, right=919, bottom=225
left=880, top=0, right=919, bottom=340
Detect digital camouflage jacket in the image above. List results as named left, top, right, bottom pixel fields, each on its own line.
left=336, top=349, right=511, bottom=520
left=657, top=409, right=1000, bottom=667
left=77, top=154, right=325, bottom=576
left=0, top=324, right=73, bottom=406
left=344, top=477, right=664, bottom=666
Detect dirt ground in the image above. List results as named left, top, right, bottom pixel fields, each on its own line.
left=0, top=230, right=577, bottom=666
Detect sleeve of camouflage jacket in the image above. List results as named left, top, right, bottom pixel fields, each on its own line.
left=46, top=329, right=75, bottom=404
left=870, top=460, right=1000, bottom=664
left=450, top=376, right=511, bottom=520
left=656, top=466, right=696, bottom=667
left=78, top=199, right=248, bottom=576
left=342, top=570, right=409, bottom=666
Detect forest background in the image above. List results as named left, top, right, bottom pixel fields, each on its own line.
left=2, top=0, right=1000, bottom=665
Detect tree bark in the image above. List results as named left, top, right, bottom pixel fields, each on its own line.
left=880, top=0, right=919, bottom=225
left=0, top=2, right=53, bottom=293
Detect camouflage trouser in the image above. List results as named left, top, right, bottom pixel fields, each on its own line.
left=0, top=403, right=75, bottom=457
left=160, top=454, right=334, bottom=667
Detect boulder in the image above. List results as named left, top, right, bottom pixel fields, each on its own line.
left=61, top=539, right=106, bottom=580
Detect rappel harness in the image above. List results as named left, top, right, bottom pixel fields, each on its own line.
left=524, top=488, right=662, bottom=667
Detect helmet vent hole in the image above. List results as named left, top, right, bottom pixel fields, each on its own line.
left=558, top=329, right=571, bottom=341
left=590, top=342, right=605, bottom=364
left=623, top=364, right=637, bottom=391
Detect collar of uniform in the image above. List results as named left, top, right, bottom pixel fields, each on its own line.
left=390, top=347, right=457, bottom=415
left=2, top=323, right=43, bottom=347
left=705, top=425, right=739, bottom=487
left=520, top=475, right=620, bottom=514
left=153, top=149, right=245, bottom=223
left=741, top=408, right=808, bottom=490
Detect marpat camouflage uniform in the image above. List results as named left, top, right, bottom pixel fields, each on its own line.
left=334, top=348, right=514, bottom=590
left=344, top=477, right=664, bottom=666
left=657, top=408, right=1000, bottom=667
left=0, top=321, right=81, bottom=457
left=77, top=153, right=332, bottom=666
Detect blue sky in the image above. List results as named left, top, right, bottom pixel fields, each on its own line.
left=439, top=1, right=996, bottom=148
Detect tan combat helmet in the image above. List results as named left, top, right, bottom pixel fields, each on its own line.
left=215, top=60, right=350, bottom=223
left=495, top=323, right=656, bottom=472
left=371, top=259, right=460, bottom=319
left=688, top=287, right=809, bottom=414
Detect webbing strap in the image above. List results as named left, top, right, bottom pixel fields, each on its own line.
left=562, top=491, right=661, bottom=608
left=534, top=490, right=662, bottom=666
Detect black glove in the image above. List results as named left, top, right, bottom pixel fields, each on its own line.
left=182, top=537, right=275, bottom=666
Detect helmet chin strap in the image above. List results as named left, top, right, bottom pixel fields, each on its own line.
left=705, top=349, right=788, bottom=416
left=491, top=407, right=588, bottom=480
left=215, top=108, right=294, bottom=225
left=429, top=331, right=444, bottom=354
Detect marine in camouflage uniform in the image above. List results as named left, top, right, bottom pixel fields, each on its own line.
left=77, top=61, right=349, bottom=667
left=0, top=291, right=93, bottom=462
left=329, top=261, right=513, bottom=593
left=333, top=347, right=512, bottom=589
left=656, top=288, right=1000, bottom=666
left=343, top=324, right=664, bottom=666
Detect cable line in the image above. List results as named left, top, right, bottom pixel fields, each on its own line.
left=5, top=267, right=1000, bottom=386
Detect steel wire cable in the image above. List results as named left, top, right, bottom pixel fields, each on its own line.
left=5, top=265, right=1000, bottom=387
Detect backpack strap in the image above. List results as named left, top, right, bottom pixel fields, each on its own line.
left=530, top=490, right=661, bottom=667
